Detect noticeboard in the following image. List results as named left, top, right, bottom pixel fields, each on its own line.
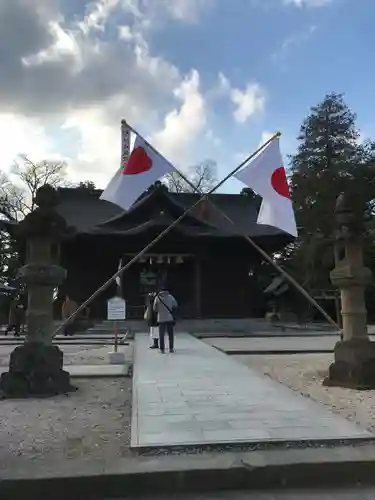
left=107, top=297, right=126, bottom=320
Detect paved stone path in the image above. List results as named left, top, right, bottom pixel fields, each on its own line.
left=131, top=333, right=372, bottom=449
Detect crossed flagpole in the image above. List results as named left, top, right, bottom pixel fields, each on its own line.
left=125, top=123, right=340, bottom=331
left=53, top=121, right=341, bottom=337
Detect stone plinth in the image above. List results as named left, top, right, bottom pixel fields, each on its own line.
left=0, top=344, right=72, bottom=397
left=0, top=185, right=76, bottom=398
left=324, top=192, right=375, bottom=389
left=325, top=339, right=375, bottom=389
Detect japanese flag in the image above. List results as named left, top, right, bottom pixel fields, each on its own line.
left=100, top=126, right=177, bottom=211
left=234, top=136, right=297, bottom=237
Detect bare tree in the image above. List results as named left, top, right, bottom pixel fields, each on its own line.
left=0, top=156, right=69, bottom=220
left=0, top=172, right=25, bottom=220
left=166, top=159, right=218, bottom=193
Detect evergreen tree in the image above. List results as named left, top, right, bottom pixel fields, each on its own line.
left=285, top=93, right=375, bottom=292
left=291, top=92, right=361, bottom=235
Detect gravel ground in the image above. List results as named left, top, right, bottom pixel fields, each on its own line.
left=235, top=353, right=375, bottom=434
left=63, top=345, right=131, bottom=365
left=2, top=346, right=375, bottom=478
left=0, top=343, right=133, bottom=476
left=0, top=377, right=132, bottom=474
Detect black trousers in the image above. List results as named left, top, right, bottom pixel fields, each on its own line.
left=158, top=322, right=174, bottom=351
left=6, top=323, right=20, bottom=336
left=64, top=323, right=75, bottom=336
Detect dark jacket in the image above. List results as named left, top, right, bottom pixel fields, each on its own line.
left=146, top=293, right=158, bottom=327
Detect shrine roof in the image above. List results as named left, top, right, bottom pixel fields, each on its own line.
left=53, top=185, right=292, bottom=241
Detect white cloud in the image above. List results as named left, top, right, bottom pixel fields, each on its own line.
left=118, top=25, right=135, bottom=41
left=80, top=0, right=121, bottom=34
left=61, top=107, right=121, bottom=186
left=212, top=72, right=231, bottom=98
left=121, top=0, right=214, bottom=25
left=0, top=0, right=265, bottom=190
left=230, top=83, right=266, bottom=124
left=151, top=70, right=207, bottom=165
left=0, top=0, right=216, bottom=185
left=273, top=25, right=317, bottom=64
left=0, top=115, right=56, bottom=174
left=22, top=21, right=81, bottom=67
left=205, top=129, right=221, bottom=147
left=212, top=73, right=266, bottom=124
left=160, top=0, right=214, bottom=23
left=284, top=0, right=331, bottom=7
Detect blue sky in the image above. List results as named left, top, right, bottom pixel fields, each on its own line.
left=1, top=0, right=374, bottom=193
left=134, top=0, right=375, bottom=191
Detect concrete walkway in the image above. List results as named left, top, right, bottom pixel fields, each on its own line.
left=131, top=333, right=372, bottom=449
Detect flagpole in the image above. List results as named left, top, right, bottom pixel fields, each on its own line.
left=219, top=215, right=340, bottom=330
left=165, top=167, right=341, bottom=331
left=123, top=116, right=338, bottom=331
left=122, top=120, right=271, bottom=173
left=197, top=201, right=340, bottom=330
left=118, top=120, right=339, bottom=330
left=121, top=120, right=173, bottom=169
left=125, top=115, right=341, bottom=332
left=52, top=131, right=281, bottom=337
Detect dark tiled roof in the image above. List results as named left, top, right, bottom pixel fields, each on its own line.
left=54, top=186, right=291, bottom=240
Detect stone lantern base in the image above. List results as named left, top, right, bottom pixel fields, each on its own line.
left=323, top=338, right=375, bottom=390
left=0, top=343, right=76, bottom=398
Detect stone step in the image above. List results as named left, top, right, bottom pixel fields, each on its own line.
left=56, top=318, right=294, bottom=331
left=78, top=319, right=338, bottom=335
left=2, top=445, right=375, bottom=499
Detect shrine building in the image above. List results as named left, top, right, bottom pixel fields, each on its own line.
left=52, top=182, right=292, bottom=320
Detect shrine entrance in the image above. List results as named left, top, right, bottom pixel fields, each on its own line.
left=119, top=253, right=197, bottom=319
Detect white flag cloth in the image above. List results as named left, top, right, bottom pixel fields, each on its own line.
left=234, top=137, right=298, bottom=237
left=100, top=133, right=176, bottom=211
left=115, top=258, right=122, bottom=288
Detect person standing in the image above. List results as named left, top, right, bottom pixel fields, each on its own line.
left=6, top=298, right=23, bottom=337
left=17, top=303, right=25, bottom=335
left=61, top=295, right=78, bottom=336
left=144, top=292, right=159, bottom=349
left=153, top=286, right=177, bottom=354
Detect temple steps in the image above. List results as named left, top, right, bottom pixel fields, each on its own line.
left=52, top=318, right=337, bottom=336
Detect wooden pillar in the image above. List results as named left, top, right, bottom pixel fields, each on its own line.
left=194, top=257, right=202, bottom=318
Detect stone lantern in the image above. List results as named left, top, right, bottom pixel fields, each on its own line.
left=0, top=185, right=75, bottom=398
left=324, top=192, right=375, bottom=389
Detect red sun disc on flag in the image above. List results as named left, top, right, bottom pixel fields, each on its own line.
left=271, top=167, right=290, bottom=199
left=123, top=147, right=152, bottom=175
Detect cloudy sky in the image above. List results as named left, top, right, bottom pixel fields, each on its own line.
left=0, top=0, right=373, bottom=192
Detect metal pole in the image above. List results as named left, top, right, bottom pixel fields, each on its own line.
left=114, top=320, right=118, bottom=353
left=155, top=149, right=341, bottom=332
left=53, top=132, right=280, bottom=337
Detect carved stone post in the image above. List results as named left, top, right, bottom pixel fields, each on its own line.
left=324, top=192, right=375, bottom=389
left=0, top=185, right=75, bottom=398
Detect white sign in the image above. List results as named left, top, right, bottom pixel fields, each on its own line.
left=107, top=297, right=126, bottom=320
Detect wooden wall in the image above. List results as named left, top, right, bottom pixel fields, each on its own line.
left=59, top=233, right=268, bottom=319
left=199, top=254, right=257, bottom=318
